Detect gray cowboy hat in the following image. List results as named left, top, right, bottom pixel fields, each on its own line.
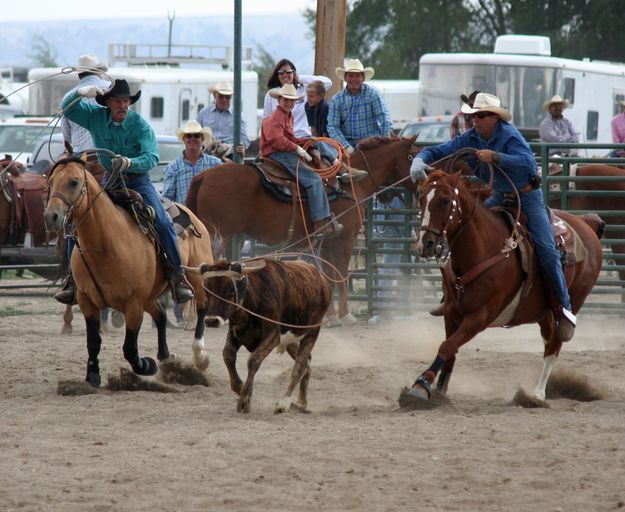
left=96, top=79, right=141, bottom=106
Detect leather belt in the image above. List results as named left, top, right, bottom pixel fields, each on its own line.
left=518, top=183, right=533, bottom=194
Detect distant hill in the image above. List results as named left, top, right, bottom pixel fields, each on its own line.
left=0, top=14, right=314, bottom=72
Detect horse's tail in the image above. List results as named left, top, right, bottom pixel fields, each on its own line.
left=580, top=213, right=606, bottom=240
left=185, top=173, right=203, bottom=213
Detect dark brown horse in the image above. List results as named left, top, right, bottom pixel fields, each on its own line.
left=402, top=171, right=604, bottom=403
left=549, top=163, right=625, bottom=296
left=185, top=135, right=419, bottom=325
left=43, top=157, right=214, bottom=387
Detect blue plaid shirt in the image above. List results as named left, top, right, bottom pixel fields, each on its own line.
left=162, top=152, right=222, bottom=203
left=327, top=83, right=393, bottom=149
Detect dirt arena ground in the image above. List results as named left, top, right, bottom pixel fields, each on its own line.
left=1, top=277, right=625, bottom=512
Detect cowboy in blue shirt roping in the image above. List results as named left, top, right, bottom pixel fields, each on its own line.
left=56, top=79, right=194, bottom=305
left=410, top=92, right=577, bottom=342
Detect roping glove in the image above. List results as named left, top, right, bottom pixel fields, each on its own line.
left=410, top=157, right=434, bottom=183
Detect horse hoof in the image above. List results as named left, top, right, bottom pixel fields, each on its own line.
left=85, top=372, right=101, bottom=389
left=237, top=397, right=251, bottom=413
left=61, top=325, right=72, bottom=335
left=111, top=310, right=124, bottom=328
left=193, top=353, right=210, bottom=372
left=134, top=357, right=158, bottom=376
left=159, top=353, right=176, bottom=365
left=274, top=397, right=292, bottom=414
left=340, top=313, right=358, bottom=326
left=205, top=315, right=226, bottom=328
left=323, top=314, right=342, bottom=328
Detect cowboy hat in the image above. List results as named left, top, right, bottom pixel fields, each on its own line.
left=461, top=92, right=512, bottom=122
left=77, top=54, right=100, bottom=70
left=175, top=120, right=214, bottom=144
left=336, top=58, right=375, bottom=81
left=96, top=79, right=141, bottom=106
left=268, top=83, right=304, bottom=100
left=209, top=80, right=234, bottom=96
left=543, top=94, right=569, bottom=111
left=460, top=90, right=481, bottom=107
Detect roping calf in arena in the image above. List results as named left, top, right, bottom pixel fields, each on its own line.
left=187, top=258, right=331, bottom=413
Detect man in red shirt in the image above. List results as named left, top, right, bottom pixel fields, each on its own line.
left=260, top=83, right=342, bottom=239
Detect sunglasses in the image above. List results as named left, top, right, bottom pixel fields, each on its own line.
left=184, top=133, right=202, bottom=139
left=473, top=111, right=494, bottom=119
left=277, top=69, right=294, bottom=76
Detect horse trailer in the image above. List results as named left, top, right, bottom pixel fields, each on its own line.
left=419, top=35, right=625, bottom=154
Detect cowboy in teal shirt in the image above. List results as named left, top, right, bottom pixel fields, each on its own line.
left=56, top=79, right=193, bottom=305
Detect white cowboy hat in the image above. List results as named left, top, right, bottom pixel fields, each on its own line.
left=175, top=120, right=214, bottom=144
left=336, top=58, right=375, bottom=81
left=77, top=54, right=100, bottom=70
left=208, top=80, right=234, bottom=96
left=268, top=83, right=304, bottom=100
left=96, top=60, right=109, bottom=72
left=461, top=92, right=512, bottom=122
left=543, top=94, right=569, bottom=111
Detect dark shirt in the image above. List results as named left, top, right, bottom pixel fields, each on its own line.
left=305, top=99, right=329, bottom=137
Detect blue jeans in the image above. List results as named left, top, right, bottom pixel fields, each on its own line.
left=269, top=151, right=330, bottom=222
left=485, top=188, right=571, bottom=310
left=316, top=140, right=338, bottom=162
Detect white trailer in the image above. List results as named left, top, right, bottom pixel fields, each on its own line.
left=27, top=44, right=259, bottom=140
left=367, top=79, right=421, bottom=131
left=419, top=35, right=625, bottom=152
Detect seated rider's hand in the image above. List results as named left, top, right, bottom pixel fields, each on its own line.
left=295, top=145, right=313, bottom=162
left=77, top=86, right=104, bottom=99
left=410, top=157, right=433, bottom=183
left=346, top=145, right=355, bottom=156
left=112, top=155, right=132, bottom=173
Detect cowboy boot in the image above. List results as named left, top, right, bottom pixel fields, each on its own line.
left=54, top=273, right=77, bottom=305
left=337, top=161, right=368, bottom=183
left=429, top=302, right=445, bottom=317
left=313, top=216, right=344, bottom=240
left=557, top=307, right=576, bottom=342
left=169, top=269, right=194, bottom=304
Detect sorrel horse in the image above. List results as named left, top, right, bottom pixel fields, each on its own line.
left=43, top=157, right=214, bottom=387
left=185, top=135, right=419, bottom=325
left=403, top=171, right=604, bottom=403
left=549, top=163, right=625, bottom=297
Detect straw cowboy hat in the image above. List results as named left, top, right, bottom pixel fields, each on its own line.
left=336, top=58, right=375, bottom=81
left=460, top=90, right=481, bottom=107
left=268, top=83, right=304, bottom=100
left=461, top=92, right=512, bottom=122
left=175, top=120, right=214, bottom=144
left=96, top=79, right=141, bottom=106
left=543, top=94, right=569, bottom=111
left=209, top=80, right=234, bottom=96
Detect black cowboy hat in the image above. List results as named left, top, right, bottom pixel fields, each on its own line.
left=460, top=90, right=481, bottom=107
left=96, top=79, right=141, bottom=106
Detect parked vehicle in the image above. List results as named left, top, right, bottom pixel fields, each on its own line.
left=398, top=114, right=453, bottom=143
left=0, top=117, right=60, bottom=163
left=368, top=79, right=421, bottom=131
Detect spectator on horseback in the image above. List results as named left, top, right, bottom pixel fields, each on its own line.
left=327, top=58, right=393, bottom=155
left=196, top=80, right=250, bottom=161
left=410, top=92, right=577, bottom=341
left=61, top=55, right=110, bottom=155
left=609, top=100, right=625, bottom=157
left=260, top=83, right=343, bottom=240
left=57, top=79, right=194, bottom=305
left=450, top=90, right=480, bottom=139
left=539, top=95, right=580, bottom=157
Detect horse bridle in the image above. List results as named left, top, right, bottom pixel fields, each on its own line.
left=47, top=162, right=90, bottom=225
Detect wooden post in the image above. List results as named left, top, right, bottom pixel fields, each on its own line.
left=314, top=0, right=346, bottom=99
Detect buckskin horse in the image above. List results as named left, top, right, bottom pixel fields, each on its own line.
left=402, top=170, right=604, bottom=404
left=43, top=156, right=214, bottom=387
left=185, top=135, right=419, bottom=326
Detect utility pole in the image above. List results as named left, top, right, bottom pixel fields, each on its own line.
left=314, top=0, right=346, bottom=99
left=167, top=10, right=175, bottom=57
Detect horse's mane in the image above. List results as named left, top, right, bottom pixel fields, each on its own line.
left=358, top=134, right=406, bottom=149
left=422, top=170, right=491, bottom=202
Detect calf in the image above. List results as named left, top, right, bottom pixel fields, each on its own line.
left=192, top=258, right=331, bottom=413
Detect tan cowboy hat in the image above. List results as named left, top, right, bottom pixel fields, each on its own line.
left=336, top=58, right=375, bottom=81
left=461, top=92, right=512, bottom=122
left=543, top=94, right=569, bottom=111
left=208, top=80, right=234, bottom=96
left=175, top=120, right=214, bottom=144
left=268, top=83, right=304, bottom=100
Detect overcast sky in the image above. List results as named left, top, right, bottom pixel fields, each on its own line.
left=3, top=0, right=316, bottom=21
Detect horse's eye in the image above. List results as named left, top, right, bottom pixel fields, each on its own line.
left=70, top=178, right=80, bottom=189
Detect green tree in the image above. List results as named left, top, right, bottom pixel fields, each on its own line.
left=252, top=43, right=277, bottom=107
left=29, top=34, right=58, bottom=67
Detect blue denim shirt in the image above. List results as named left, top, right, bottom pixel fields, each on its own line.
left=419, top=120, right=537, bottom=192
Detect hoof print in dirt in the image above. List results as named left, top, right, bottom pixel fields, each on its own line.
left=57, top=380, right=100, bottom=396
left=158, top=360, right=210, bottom=387
left=106, top=368, right=179, bottom=393
left=512, top=388, right=550, bottom=409
left=397, top=386, right=450, bottom=410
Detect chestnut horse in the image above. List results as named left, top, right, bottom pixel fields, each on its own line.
left=403, top=171, right=604, bottom=403
left=549, top=163, right=625, bottom=297
left=43, top=157, right=214, bottom=387
left=185, top=135, right=419, bottom=325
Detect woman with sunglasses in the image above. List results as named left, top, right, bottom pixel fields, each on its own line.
left=409, top=92, right=577, bottom=343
